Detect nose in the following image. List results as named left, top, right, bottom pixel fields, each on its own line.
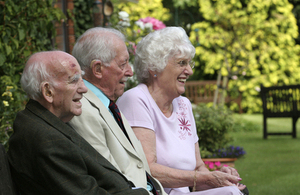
left=78, top=79, right=88, bottom=93
left=185, top=64, right=194, bottom=76
left=124, top=63, right=133, bottom=77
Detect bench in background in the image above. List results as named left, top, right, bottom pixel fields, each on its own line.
left=260, top=84, right=300, bottom=139
left=184, top=80, right=242, bottom=113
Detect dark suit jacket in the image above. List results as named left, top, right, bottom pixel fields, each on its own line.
left=7, top=99, right=148, bottom=195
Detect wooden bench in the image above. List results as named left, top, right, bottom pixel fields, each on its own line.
left=260, top=84, right=300, bottom=139
left=184, top=80, right=242, bottom=113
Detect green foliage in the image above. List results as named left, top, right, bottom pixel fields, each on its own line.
left=117, top=0, right=171, bottom=22
left=193, top=103, right=234, bottom=154
left=290, top=0, right=300, bottom=44
left=73, top=0, right=94, bottom=39
left=171, top=0, right=197, bottom=8
left=190, top=0, right=300, bottom=113
left=0, top=0, right=65, bottom=147
left=231, top=114, right=260, bottom=132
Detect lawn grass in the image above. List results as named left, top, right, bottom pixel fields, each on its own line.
left=231, top=114, right=300, bottom=194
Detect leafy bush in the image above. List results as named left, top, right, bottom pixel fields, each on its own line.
left=0, top=0, right=65, bottom=149
left=232, top=115, right=260, bottom=132
left=73, top=0, right=94, bottom=39
left=193, top=104, right=234, bottom=154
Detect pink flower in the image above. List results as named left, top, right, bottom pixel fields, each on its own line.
left=128, top=42, right=137, bottom=55
left=231, top=75, right=238, bottom=80
left=223, top=164, right=229, bottom=167
left=138, top=17, right=166, bottom=30
left=208, top=162, right=215, bottom=169
left=214, top=161, right=221, bottom=167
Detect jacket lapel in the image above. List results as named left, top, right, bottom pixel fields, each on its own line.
left=26, top=100, right=126, bottom=174
left=83, top=90, right=138, bottom=156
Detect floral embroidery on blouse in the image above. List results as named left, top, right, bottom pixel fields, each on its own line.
left=176, top=99, right=191, bottom=140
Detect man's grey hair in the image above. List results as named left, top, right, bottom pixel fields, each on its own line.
left=72, top=27, right=126, bottom=72
left=20, top=52, right=55, bottom=100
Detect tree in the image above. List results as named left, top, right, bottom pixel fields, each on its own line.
left=116, top=0, right=171, bottom=23
left=289, top=0, right=300, bottom=44
left=190, top=0, right=300, bottom=113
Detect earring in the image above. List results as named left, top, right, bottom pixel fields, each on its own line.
left=154, top=74, right=157, bottom=77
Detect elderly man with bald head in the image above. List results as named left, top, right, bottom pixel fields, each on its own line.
left=7, top=51, right=149, bottom=195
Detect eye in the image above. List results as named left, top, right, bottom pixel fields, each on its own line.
left=119, top=63, right=126, bottom=70
left=178, top=60, right=188, bottom=67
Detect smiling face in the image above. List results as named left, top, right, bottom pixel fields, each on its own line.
left=48, top=52, right=88, bottom=122
left=156, top=56, right=194, bottom=99
left=99, top=37, right=132, bottom=100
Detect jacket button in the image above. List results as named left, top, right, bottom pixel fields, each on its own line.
left=137, top=162, right=143, bottom=168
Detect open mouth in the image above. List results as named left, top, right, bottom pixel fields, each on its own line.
left=73, top=97, right=82, bottom=103
left=119, top=78, right=128, bottom=85
left=177, top=78, right=187, bottom=83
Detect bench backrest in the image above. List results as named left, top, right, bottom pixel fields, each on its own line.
left=0, top=143, right=18, bottom=195
left=184, top=80, right=230, bottom=104
left=260, top=84, right=300, bottom=117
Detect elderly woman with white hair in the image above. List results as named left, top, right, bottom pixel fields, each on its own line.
left=117, top=27, right=247, bottom=195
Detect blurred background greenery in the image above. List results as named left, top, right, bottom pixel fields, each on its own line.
left=1, top=1, right=300, bottom=193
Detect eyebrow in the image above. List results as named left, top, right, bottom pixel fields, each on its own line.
left=120, top=58, right=129, bottom=64
left=69, top=73, right=81, bottom=83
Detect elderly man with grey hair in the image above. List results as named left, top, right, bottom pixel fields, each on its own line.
left=8, top=50, right=149, bottom=195
left=69, top=27, right=166, bottom=195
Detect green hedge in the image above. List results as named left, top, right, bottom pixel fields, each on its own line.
left=0, top=0, right=65, bottom=148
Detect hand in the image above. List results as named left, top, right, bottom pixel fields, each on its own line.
left=236, top=183, right=247, bottom=191
left=204, top=171, right=242, bottom=188
left=220, top=166, right=247, bottom=190
left=220, top=166, right=240, bottom=177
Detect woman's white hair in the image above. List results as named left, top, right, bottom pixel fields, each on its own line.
left=21, top=53, right=53, bottom=100
left=72, top=27, right=126, bottom=71
left=134, top=26, right=195, bottom=84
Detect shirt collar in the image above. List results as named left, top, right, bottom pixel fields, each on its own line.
left=83, top=79, right=110, bottom=109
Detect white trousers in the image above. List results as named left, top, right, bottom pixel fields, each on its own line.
left=169, top=186, right=243, bottom=195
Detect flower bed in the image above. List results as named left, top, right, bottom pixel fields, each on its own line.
left=204, top=161, right=230, bottom=171
left=203, top=158, right=237, bottom=168
left=206, top=145, right=246, bottom=159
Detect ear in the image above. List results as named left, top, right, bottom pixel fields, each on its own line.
left=91, top=60, right=103, bottom=79
left=41, top=82, right=53, bottom=103
left=149, top=70, right=158, bottom=78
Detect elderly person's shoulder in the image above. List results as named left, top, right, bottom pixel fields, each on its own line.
left=119, top=84, right=147, bottom=100
left=174, top=95, right=193, bottom=105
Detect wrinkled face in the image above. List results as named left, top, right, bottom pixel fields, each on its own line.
left=51, top=52, right=88, bottom=122
left=100, top=38, right=132, bottom=100
left=157, top=57, right=194, bottom=99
